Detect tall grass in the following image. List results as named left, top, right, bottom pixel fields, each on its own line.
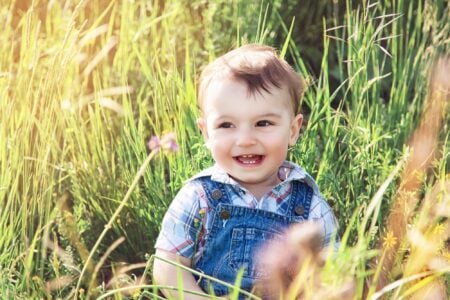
left=0, top=0, right=448, bottom=298
left=0, top=0, right=210, bottom=297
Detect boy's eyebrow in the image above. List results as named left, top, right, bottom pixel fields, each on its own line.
left=214, top=113, right=283, bottom=119
left=257, top=113, right=283, bottom=118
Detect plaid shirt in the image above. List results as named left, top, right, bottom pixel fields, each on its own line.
left=155, top=161, right=339, bottom=263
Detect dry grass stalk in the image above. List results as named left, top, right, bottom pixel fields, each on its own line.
left=377, top=56, right=450, bottom=295
left=56, top=192, right=98, bottom=293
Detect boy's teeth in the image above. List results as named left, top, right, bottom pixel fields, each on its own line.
left=237, top=155, right=261, bottom=164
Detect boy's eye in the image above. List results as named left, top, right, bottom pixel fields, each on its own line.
left=218, top=122, right=233, bottom=128
left=256, top=120, right=274, bottom=127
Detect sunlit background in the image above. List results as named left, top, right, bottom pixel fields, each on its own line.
left=0, top=0, right=448, bottom=298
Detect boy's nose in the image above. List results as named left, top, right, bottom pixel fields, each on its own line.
left=235, top=129, right=257, bottom=147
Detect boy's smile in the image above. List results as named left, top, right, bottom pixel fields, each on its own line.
left=198, top=79, right=303, bottom=198
left=234, top=154, right=264, bottom=165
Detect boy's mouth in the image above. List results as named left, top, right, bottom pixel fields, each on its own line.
left=234, top=154, right=264, bottom=165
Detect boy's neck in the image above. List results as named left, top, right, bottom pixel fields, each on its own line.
left=230, top=166, right=291, bottom=200
left=239, top=178, right=282, bottom=201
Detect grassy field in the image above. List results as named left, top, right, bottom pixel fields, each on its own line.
left=0, top=0, right=448, bottom=299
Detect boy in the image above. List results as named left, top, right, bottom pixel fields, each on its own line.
left=153, top=44, right=339, bottom=299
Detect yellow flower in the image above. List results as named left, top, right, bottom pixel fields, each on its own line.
left=443, top=250, right=450, bottom=263
left=132, top=289, right=141, bottom=299
left=383, top=230, right=397, bottom=249
left=433, top=223, right=446, bottom=236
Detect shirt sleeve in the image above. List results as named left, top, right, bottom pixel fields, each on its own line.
left=154, top=181, right=203, bottom=259
left=309, top=194, right=340, bottom=249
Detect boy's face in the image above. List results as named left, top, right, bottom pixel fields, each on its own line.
left=198, top=79, right=303, bottom=191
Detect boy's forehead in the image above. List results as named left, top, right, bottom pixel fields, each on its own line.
left=201, top=78, right=294, bottom=113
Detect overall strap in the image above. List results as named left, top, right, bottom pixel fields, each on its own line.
left=198, top=178, right=230, bottom=209
left=288, top=181, right=313, bottom=220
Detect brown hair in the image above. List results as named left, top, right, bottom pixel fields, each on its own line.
left=198, top=44, right=305, bottom=114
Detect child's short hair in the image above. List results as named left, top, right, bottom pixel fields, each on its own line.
left=198, top=44, right=305, bottom=114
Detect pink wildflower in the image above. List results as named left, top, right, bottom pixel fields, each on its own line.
left=147, top=132, right=178, bottom=153
left=147, top=136, right=161, bottom=151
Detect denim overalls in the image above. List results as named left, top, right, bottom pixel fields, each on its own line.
left=193, top=177, right=313, bottom=298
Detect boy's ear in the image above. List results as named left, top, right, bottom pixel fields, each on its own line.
left=289, top=114, right=303, bottom=146
left=196, top=117, right=210, bottom=146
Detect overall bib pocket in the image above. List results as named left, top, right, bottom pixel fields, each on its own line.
left=229, top=227, right=281, bottom=278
